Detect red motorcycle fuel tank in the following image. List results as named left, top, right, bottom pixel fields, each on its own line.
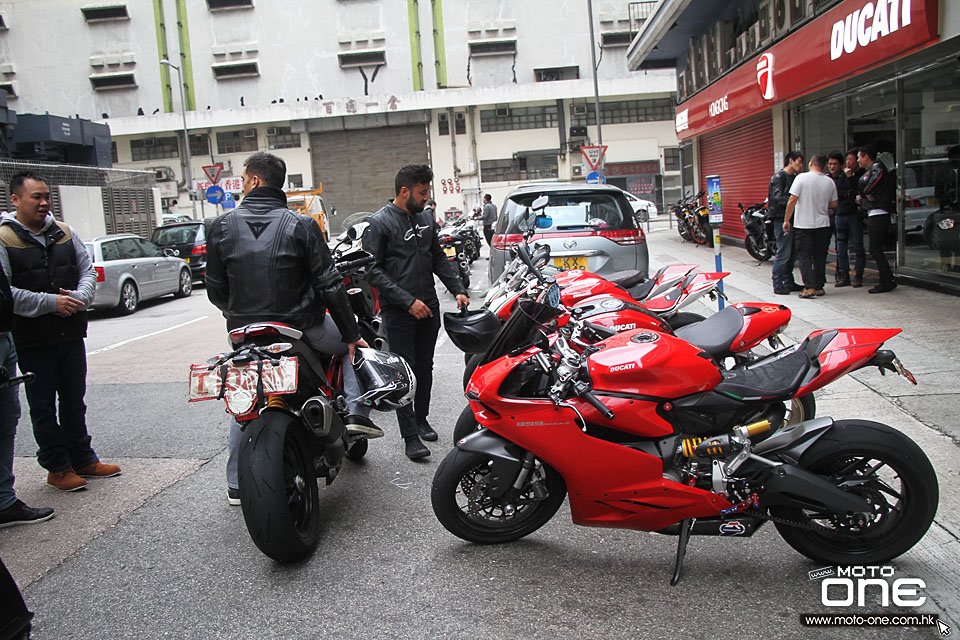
left=555, top=270, right=634, bottom=306
left=589, top=329, right=722, bottom=398
left=566, top=294, right=671, bottom=333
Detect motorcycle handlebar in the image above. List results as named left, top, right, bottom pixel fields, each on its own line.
left=582, top=390, right=615, bottom=420
left=335, top=254, right=376, bottom=272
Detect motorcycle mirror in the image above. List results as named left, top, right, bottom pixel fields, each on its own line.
left=346, top=221, right=370, bottom=241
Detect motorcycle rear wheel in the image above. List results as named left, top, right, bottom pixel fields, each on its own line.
left=238, top=412, right=321, bottom=562
left=771, top=419, right=938, bottom=566
left=745, top=233, right=771, bottom=262
left=677, top=219, right=694, bottom=242
left=432, top=448, right=566, bottom=544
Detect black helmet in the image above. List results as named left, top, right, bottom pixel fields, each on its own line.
left=352, top=348, right=416, bottom=410
left=443, top=307, right=500, bottom=353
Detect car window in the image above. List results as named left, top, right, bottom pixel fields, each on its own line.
left=501, top=191, right=634, bottom=234
left=101, top=241, right=121, bottom=261
left=84, top=243, right=95, bottom=260
left=137, top=238, right=161, bottom=257
left=152, top=225, right=199, bottom=245
left=116, top=238, right=144, bottom=260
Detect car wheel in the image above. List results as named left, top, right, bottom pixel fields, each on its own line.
left=174, top=269, right=193, bottom=298
left=117, top=280, right=138, bottom=315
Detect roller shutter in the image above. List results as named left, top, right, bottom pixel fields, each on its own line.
left=309, top=125, right=429, bottom=233
left=698, top=114, right=773, bottom=241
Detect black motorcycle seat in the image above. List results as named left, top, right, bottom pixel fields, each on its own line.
left=605, top=270, right=647, bottom=289
left=628, top=279, right=657, bottom=301
left=674, top=306, right=744, bottom=358
left=714, top=345, right=812, bottom=401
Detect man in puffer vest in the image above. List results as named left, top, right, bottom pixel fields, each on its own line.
left=0, top=172, right=121, bottom=492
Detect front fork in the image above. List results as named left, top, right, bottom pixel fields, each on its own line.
left=500, top=451, right=549, bottom=515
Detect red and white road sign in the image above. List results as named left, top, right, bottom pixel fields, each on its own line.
left=202, top=164, right=223, bottom=185
left=580, top=145, right=607, bottom=171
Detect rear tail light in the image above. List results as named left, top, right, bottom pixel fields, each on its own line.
left=598, top=228, right=645, bottom=246
left=191, top=243, right=206, bottom=255
left=94, top=266, right=105, bottom=282
left=492, top=234, right=523, bottom=250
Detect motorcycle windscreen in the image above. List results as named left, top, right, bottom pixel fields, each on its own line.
left=477, top=300, right=562, bottom=368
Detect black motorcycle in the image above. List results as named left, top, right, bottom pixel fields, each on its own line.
left=739, top=200, right=775, bottom=262
left=439, top=232, right=471, bottom=289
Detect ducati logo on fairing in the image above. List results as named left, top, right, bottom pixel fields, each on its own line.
left=756, top=53, right=775, bottom=101
left=611, top=323, right=637, bottom=331
left=609, top=363, right=636, bottom=372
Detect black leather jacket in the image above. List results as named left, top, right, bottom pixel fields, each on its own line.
left=205, top=186, right=360, bottom=341
left=859, top=161, right=895, bottom=213
left=767, top=169, right=796, bottom=220
left=829, top=171, right=857, bottom=216
left=363, top=201, right=466, bottom=311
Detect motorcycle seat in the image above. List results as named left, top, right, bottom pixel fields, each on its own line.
left=714, top=345, right=812, bottom=401
left=628, top=279, right=656, bottom=301
left=605, top=270, right=647, bottom=289
left=673, top=306, right=744, bottom=358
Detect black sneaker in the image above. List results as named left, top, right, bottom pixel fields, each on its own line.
left=417, top=419, right=439, bottom=442
left=773, top=287, right=791, bottom=295
left=404, top=436, right=431, bottom=460
left=789, top=282, right=804, bottom=292
left=868, top=282, right=897, bottom=294
left=0, top=500, right=55, bottom=528
left=227, top=487, right=241, bottom=506
left=345, top=414, right=384, bottom=439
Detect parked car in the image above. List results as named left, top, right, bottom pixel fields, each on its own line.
left=488, top=183, right=649, bottom=282
left=161, top=213, right=193, bottom=225
left=85, top=234, right=192, bottom=315
left=621, top=190, right=659, bottom=222
left=150, top=221, right=207, bottom=281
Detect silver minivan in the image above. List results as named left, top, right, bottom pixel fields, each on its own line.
left=85, top=234, right=193, bottom=314
left=488, top=183, right=649, bottom=281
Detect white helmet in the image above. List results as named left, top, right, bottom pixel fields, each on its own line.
left=352, top=348, right=416, bottom=410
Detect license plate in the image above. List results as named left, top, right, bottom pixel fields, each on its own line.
left=188, top=357, right=298, bottom=416
left=553, top=256, right=587, bottom=271
left=183, top=257, right=191, bottom=263
left=443, top=246, right=457, bottom=257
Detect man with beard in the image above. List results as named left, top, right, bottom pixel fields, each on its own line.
left=363, top=165, right=469, bottom=460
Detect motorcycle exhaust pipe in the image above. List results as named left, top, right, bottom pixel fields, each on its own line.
left=301, top=396, right=346, bottom=477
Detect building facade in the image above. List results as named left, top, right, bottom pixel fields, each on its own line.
left=0, top=0, right=682, bottom=228
left=628, top=0, right=960, bottom=293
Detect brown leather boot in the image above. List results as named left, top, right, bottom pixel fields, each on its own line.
left=76, top=462, right=122, bottom=478
left=851, top=273, right=863, bottom=288
left=47, top=469, right=87, bottom=492
left=835, top=273, right=850, bottom=287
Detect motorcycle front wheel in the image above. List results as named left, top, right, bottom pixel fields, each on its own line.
left=238, top=412, right=320, bottom=562
left=677, top=218, right=694, bottom=242
left=771, top=419, right=938, bottom=566
left=431, top=448, right=566, bottom=544
left=745, top=232, right=771, bottom=262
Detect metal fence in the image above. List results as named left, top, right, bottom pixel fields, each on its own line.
left=0, top=160, right=156, bottom=235
left=629, top=1, right=656, bottom=38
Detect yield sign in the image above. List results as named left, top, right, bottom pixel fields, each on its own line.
left=202, top=163, right=223, bottom=185
left=580, top=145, right=607, bottom=171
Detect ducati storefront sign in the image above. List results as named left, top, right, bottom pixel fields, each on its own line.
left=674, top=0, right=938, bottom=139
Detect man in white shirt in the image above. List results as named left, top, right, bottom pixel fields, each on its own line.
left=783, top=154, right=838, bottom=299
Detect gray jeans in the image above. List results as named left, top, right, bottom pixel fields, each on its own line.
left=227, top=314, right=368, bottom=489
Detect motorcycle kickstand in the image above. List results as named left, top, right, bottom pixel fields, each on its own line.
left=670, top=518, right=695, bottom=587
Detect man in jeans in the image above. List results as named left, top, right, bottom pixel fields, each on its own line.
left=857, top=145, right=897, bottom=293
left=0, top=266, right=54, bottom=527
left=783, top=154, right=838, bottom=298
left=827, top=152, right=864, bottom=287
left=768, top=152, right=805, bottom=294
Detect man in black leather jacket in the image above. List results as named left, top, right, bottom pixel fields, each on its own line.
left=857, top=145, right=897, bottom=293
left=363, top=165, right=469, bottom=460
left=768, top=152, right=804, bottom=294
left=205, top=152, right=377, bottom=505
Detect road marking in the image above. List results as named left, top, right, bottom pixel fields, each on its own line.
left=87, top=316, right=209, bottom=356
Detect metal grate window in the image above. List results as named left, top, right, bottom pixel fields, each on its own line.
left=212, top=61, right=259, bottom=80
left=535, top=66, right=579, bottom=82
left=217, top=129, right=258, bottom=154
left=438, top=113, right=449, bottom=136
left=480, top=154, right=558, bottom=183
left=266, top=126, right=301, bottom=150
left=110, top=141, right=118, bottom=164
left=338, top=50, right=386, bottom=68
left=131, top=137, right=179, bottom=161
left=207, top=0, right=253, bottom=9
left=569, top=97, right=675, bottom=126
left=81, top=5, right=129, bottom=22
left=90, top=73, right=137, bottom=91
left=600, top=32, right=632, bottom=48
left=480, top=105, right=558, bottom=133
left=189, top=134, right=209, bottom=156
left=469, top=40, right=516, bottom=56
left=663, top=147, right=681, bottom=172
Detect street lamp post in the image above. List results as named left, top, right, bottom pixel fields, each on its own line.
left=160, top=59, right=198, bottom=218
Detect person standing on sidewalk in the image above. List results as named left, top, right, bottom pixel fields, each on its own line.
left=827, top=152, right=864, bottom=287
left=857, top=145, right=898, bottom=294
left=0, top=265, right=54, bottom=527
left=783, top=154, right=838, bottom=299
left=364, top=165, right=469, bottom=460
left=0, top=172, right=121, bottom=492
left=768, top=152, right=805, bottom=295
left=481, top=194, right=498, bottom=251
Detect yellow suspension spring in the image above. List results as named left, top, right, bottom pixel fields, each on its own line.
left=266, top=395, right=285, bottom=409
left=681, top=437, right=705, bottom=457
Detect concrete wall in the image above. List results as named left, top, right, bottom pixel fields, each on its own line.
left=58, top=185, right=107, bottom=241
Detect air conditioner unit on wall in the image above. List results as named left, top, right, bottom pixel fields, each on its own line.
left=736, top=32, right=750, bottom=61
left=715, top=21, right=733, bottom=72
left=789, top=0, right=812, bottom=27
left=495, top=107, right=510, bottom=117
left=266, top=127, right=279, bottom=136
left=747, top=22, right=760, bottom=53
left=758, top=1, right=773, bottom=44
left=772, top=0, right=788, bottom=38
left=677, top=70, right=688, bottom=101
left=573, top=104, right=588, bottom=116
left=704, top=31, right=717, bottom=82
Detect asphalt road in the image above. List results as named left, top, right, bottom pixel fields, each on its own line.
left=2, top=226, right=958, bottom=639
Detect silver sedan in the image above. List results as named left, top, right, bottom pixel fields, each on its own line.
left=85, top=234, right=192, bottom=314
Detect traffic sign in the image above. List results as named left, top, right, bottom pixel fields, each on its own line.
left=205, top=185, right=225, bottom=204
left=202, top=164, right=223, bottom=185
left=580, top=145, right=607, bottom=171
left=585, top=171, right=606, bottom=185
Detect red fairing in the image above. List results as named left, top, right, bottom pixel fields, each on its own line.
left=568, top=293, right=671, bottom=333
left=588, top=329, right=723, bottom=398
left=796, top=328, right=902, bottom=396
left=728, top=303, right=791, bottom=353
left=556, top=272, right=633, bottom=306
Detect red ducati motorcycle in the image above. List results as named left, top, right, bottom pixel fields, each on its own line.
left=433, top=298, right=937, bottom=583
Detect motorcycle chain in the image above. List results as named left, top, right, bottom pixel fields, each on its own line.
left=742, top=508, right=862, bottom=538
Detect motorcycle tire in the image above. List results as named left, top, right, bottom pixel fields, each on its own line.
left=462, top=353, right=482, bottom=389
left=677, top=219, right=694, bottom=242
left=665, top=312, right=705, bottom=331
left=453, top=404, right=480, bottom=441
left=238, top=412, right=321, bottom=563
left=745, top=233, right=771, bottom=262
left=691, top=218, right=711, bottom=246
left=431, top=447, right=566, bottom=545
left=770, top=419, right=938, bottom=566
